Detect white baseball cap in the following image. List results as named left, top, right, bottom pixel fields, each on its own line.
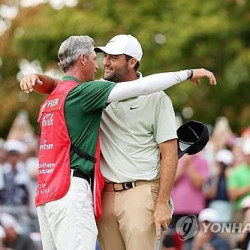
left=0, top=213, right=21, bottom=232
left=215, top=149, right=234, bottom=165
left=242, top=138, right=250, bottom=155
left=95, top=34, right=143, bottom=61
left=242, top=196, right=250, bottom=209
left=4, top=139, right=27, bottom=154
left=0, top=226, right=5, bottom=238
left=198, top=208, right=219, bottom=223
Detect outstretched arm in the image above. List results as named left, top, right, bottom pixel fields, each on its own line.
left=20, top=74, right=59, bottom=94
left=107, top=68, right=216, bottom=102
left=20, top=68, right=216, bottom=98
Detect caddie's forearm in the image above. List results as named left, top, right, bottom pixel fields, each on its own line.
left=34, top=74, right=59, bottom=94
left=107, top=70, right=189, bottom=102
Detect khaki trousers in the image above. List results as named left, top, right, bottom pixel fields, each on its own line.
left=97, top=180, right=159, bottom=250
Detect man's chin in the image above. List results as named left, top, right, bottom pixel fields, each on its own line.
left=103, top=73, right=114, bottom=81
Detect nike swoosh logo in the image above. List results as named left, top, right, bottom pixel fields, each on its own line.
left=130, top=107, right=139, bottom=110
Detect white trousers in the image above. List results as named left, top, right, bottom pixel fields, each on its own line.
left=37, top=177, right=97, bottom=250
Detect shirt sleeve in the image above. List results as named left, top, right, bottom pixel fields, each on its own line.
left=153, top=93, right=177, bottom=144
left=78, top=80, right=116, bottom=111
left=227, top=170, right=239, bottom=189
left=107, top=71, right=188, bottom=102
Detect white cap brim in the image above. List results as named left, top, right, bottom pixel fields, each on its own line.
left=94, top=34, right=143, bottom=61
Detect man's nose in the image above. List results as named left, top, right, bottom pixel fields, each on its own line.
left=96, top=62, right=99, bottom=70
left=103, top=57, right=110, bottom=66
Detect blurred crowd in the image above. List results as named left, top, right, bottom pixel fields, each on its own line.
left=0, top=111, right=249, bottom=250
left=0, top=111, right=41, bottom=250
left=164, top=117, right=250, bottom=250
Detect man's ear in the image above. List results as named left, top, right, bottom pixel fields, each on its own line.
left=128, top=58, right=138, bottom=69
left=80, top=53, right=88, bottom=65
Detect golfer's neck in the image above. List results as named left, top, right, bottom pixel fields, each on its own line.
left=121, top=71, right=138, bottom=82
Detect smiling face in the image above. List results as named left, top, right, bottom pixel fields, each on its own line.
left=102, top=53, right=136, bottom=82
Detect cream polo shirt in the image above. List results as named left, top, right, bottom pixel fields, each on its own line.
left=100, top=74, right=177, bottom=182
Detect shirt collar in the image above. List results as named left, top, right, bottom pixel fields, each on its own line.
left=62, top=76, right=81, bottom=83
left=136, top=71, right=143, bottom=78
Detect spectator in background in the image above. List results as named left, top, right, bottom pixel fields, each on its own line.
left=0, top=140, right=31, bottom=234
left=204, top=117, right=235, bottom=175
left=0, top=139, right=6, bottom=165
left=209, top=117, right=235, bottom=154
left=162, top=232, right=183, bottom=250
left=204, top=149, right=233, bottom=222
left=171, top=153, right=209, bottom=224
left=170, top=153, right=209, bottom=249
left=228, top=138, right=250, bottom=222
left=191, top=208, right=230, bottom=250
left=0, top=225, right=6, bottom=249
left=0, top=139, right=5, bottom=191
left=241, top=126, right=250, bottom=139
left=231, top=139, right=245, bottom=168
left=236, top=196, right=250, bottom=249
left=25, top=141, right=40, bottom=233
left=0, top=213, right=36, bottom=250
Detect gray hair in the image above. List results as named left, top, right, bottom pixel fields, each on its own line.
left=58, top=35, right=94, bottom=72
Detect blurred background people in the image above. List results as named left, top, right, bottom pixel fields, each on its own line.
left=162, top=232, right=183, bottom=250
left=25, top=142, right=40, bottom=233
left=191, top=208, right=230, bottom=250
left=236, top=196, right=250, bottom=250
left=0, top=139, right=6, bottom=166
left=171, top=153, right=209, bottom=222
left=0, top=140, right=31, bottom=234
left=0, top=225, right=6, bottom=250
left=231, top=139, right=245, bottom=168
left=204, top=149, right=233, bottom=223
left=0, top=213, right=36, bottom=250
left=204, top=117, right=235, bottom=175
left=227, top=138, right=250, bottom=223
left=0, top=139, right=5, bottom=192
left=170, top=153, right=210, bottom=248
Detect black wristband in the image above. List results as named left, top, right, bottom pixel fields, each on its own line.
left=187, top=69, right=194, bottom=80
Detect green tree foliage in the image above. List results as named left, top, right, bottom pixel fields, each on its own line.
left=0, top=0, right=250, bottom=137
